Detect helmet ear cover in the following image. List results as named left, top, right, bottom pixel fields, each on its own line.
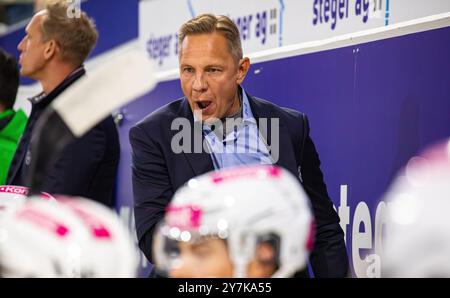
left=255, top=233, right=281, bottom=271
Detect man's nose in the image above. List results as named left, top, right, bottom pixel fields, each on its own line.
left=17, top=37, right=25, bottom=52
left=192, top=73, right=207, bottom=93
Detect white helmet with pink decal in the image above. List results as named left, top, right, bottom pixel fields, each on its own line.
left=0, top=196, right=138, bottom=277
left=0, top=185, right=54, bottom=214
left=153, top=165, right=315, bottom=278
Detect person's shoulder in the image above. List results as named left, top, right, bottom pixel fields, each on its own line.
left=134, top=97, right=187, bottom=129
left=13, top=108, right=28, bottom=122
left=89, top=114, right=117, bottom=136
left=129, top=97, right=188, bottom=142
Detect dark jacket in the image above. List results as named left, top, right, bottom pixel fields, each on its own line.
left=130, top=92, right=349, bottom=277
left=6, top=68, right=120, bottom=207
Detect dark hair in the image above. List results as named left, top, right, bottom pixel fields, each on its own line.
left=41, top=1, right=99, bottom=67
left=0, top=48, right=19, bottom=110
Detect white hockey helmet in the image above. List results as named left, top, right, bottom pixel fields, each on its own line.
left=382, top=139, right=450, bottom=277
left=0, top=196, right=139, bottom=277
left=0, top=185, right=54, bottom=214
left=153, top=165, right=315, bottom=278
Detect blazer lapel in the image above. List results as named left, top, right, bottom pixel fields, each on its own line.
left=246, top=93, right=299, bottom=176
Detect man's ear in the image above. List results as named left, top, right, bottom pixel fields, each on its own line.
left=236, top=57, right=250, bottom=85
left=43, top=39, right=58, bottom=61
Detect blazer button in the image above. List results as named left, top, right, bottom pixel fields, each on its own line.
left=25, top=151, right=32, bottom=166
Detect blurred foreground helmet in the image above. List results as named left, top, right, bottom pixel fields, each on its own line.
left=0, top=185, right=54, bottom=214
left=0, top=196, right=138, bottom=277
left=382, top=139, right=450, bottom=277
left=153, top=165, right=315, bottom=278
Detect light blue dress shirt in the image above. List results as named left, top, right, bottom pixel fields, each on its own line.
left=198, top=88, right=274, bottom=170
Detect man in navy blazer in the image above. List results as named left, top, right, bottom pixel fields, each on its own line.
left=130, top=14, right=349, bottom=277
left=7, top=4, right=119, bottom=207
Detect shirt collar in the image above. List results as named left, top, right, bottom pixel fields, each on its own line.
left=28, top=66, right=85, bottom=105
left=241, top=87, right=256, bottom=124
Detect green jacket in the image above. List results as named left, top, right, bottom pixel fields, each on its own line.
left=0, top=109, right=28, bottom=185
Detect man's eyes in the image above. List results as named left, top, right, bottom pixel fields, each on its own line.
left=206, top=68, right=221, bottom=73
left=183, top=67, right=194, bottom=73
left=181, top=67, right=222, bottom=74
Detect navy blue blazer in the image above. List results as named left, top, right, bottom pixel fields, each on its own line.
left=130, top=92, right=349, bottom=277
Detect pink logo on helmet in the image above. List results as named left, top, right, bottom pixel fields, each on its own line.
left=59, top=200, right=112, bottom=240
left=210, top=165, right=281, bottom=184
left=40, top=192, right=56, bottom=201
left=16, top=208, right=70, bottom=237
left=0, top=185, right=28, bottom=196
left=165, top=205, right=202, bottom=230
left=0, top=185, right=55, bottom=201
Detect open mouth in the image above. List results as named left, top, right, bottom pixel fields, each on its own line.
left=196, top=101, right=212, bottom=110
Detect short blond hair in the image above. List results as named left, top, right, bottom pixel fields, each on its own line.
left=40, top=1, right=98, bottom=66
left=178, top=13, right=243, bottom=61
